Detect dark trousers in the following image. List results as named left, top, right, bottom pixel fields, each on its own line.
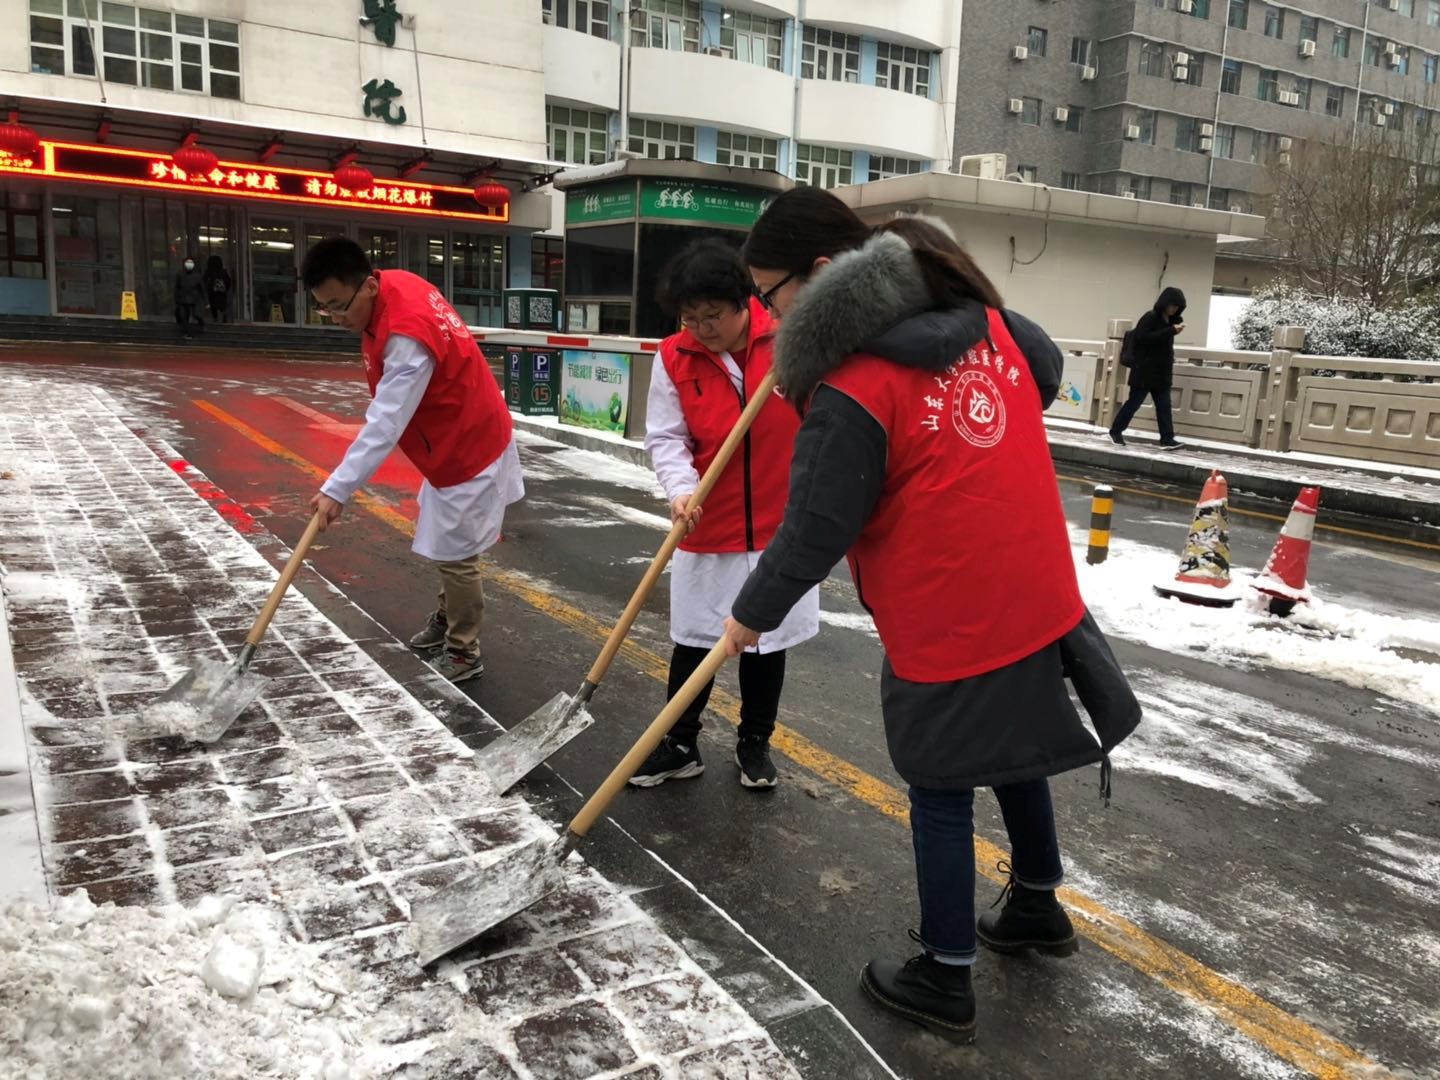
left=666, top=643, right=786, bottom=746
left=208, top=298, right=228, bottom=323
left=1111, top=382, right=1175, bottom=441
left=175, top=304, right=204, bottom=335
left=909, top=779, right=1064, bottom=962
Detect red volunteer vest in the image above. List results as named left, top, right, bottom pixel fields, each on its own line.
left=823, top=307, right=1084, bottom=683
left=660, top=298, right=798, bottom=553
left=361, top=269, right=512, bottom=488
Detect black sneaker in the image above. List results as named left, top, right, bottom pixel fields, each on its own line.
left=735, top=735, right=778, bottom=789
left=860, top=950, right=976, bottom=1040
left=627, top=736, right=703, bottom=788
left=975, top=862, right=1078, bottom=957
left=408, top=611, right=447, bottom=651
left=1107, top=430, right=1126, bottom=446
left=1157, top=439, right=1185, bottom=451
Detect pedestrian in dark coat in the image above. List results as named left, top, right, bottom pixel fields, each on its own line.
left=1109, top=286, right=1186, bottom=448
left=723, top=188, right=1141, bottom=1041
left=174, top=256, right=206, bottom=338
left=203, top=254, right=233, bottom=323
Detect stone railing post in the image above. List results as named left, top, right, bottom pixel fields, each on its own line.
left=1098, top=318, right=1133, bottom=431
left=1261, top=324, right=1306, bottom=451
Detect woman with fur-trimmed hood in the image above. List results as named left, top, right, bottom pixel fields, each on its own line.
left=720, top=188, right=1140, bottom=1041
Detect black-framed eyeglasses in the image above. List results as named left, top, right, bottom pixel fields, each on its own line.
left=315, top=281, right=366, bottom=316
left=753, top=271, right=796, bottom=311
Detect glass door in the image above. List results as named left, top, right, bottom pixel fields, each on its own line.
left=450, top=231, right=504, bottom=326
left=405, top=231, right=446, bottom=291
left=359, top=226, right=400, bottom=271
left=249, top=217, right=298, bottom=323
left=302, top=221, right=343, bottom=325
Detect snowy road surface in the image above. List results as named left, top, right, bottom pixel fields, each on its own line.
left=2, top=351, right=1437, bottom=1080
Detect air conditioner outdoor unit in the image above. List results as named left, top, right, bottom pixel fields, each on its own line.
left=1389, top=52, right=1404, bottom=67
left=1125, top=123, right=1142, bottom=139
left=704, top=46, right=725, bottom=56
left=1177, top=0, right=1194, bottom=12
left=1054, top=106, right=1070, bottom=122
left=1199, top=136, right=1214, bottom=151
left=1200, top=121, right=1214, bottom=136
left=1375, top=113, right=1389, bottom=126
left=1384, top=40, right=1398, bottom=54
left=1383, top=101, right=1396, bottom=115
left=1299, top=39, right=1317, bottom=57
left=1388, top=0, right=1400, bottom=10
left=1277, top=151, right=1293, bottom=166
left=959, top=153, right=1008, bottom=180
left=1277, top=136, right=1293, bottom=151
left=1173, top=65, right=1190, bottom=81
left=1174, top=51, right=1191, bottom=65
left=1280, top=90, right=1300, bottom=105
left=1121, top=190, right=1138, bottom=199
left=1191, top=201, right=1207, bottom=209
left=1011, top=45, right=1029, bottom=61
left=1229, top=204, right=1244, bottom=213
left=1081, top=65, right=1098, bottom=80
left=1007, top=97, right=1025, bottom=113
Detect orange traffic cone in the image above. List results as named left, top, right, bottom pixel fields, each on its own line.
left=1155, top=469, right=1240, bottom=607
left=1251, top=486, right=1320, bottom=617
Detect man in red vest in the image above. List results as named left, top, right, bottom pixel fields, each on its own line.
left=302, top=237, right=522, bottom=683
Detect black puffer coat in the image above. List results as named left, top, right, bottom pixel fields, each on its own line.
left=1128, top=286, right=1186, bottom=392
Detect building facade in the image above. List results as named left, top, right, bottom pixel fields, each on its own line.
left=0, top=0, right=554, bottom=324
left=954, top=0, right=1440, bottom=212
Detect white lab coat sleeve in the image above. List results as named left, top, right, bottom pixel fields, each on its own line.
left=320, top=334, right=434, bottom=504
left=644, top=349, right=701, bottom=504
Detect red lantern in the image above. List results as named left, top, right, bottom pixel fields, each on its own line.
left=173, top=141, right=218, bottom=176
left=473, top=181, right=510, bottom=210
left=0, top=112, right=41, bottom=159
left=334, top=163, right=374, bottom=193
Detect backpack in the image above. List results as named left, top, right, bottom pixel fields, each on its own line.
left=1119, top=329, right=1136, bottom=368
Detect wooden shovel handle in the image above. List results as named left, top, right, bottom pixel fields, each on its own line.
left=584, top=368, right=779, bottom=687
left=570, top=638, right=730, bottom=838
left=245, top=512, right=324, bottom=648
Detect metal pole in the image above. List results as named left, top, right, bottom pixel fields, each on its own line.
left=1087, top=485, right=1114, bottom=566
left=409, top=16, right=428, bottom=147
left=1205, top=20, right=1229, bottom=206
left=790, top=1, right=805, bottom=178
left=1353, top=4, right=1371, bottom=148
left=617, top=6, right=633, bottom=160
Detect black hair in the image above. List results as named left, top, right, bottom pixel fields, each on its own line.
left=741, top=187, right=872, bottom=274
left=204, top=254, right=223, bottom=273
left=301, top=237, right=372, bottom=290
left=876, top=216, right=1004, bottom=310
left=655, top=238, right=752, bottom=316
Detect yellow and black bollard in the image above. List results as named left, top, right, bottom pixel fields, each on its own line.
left=1087, top=485, right=1114, bottom=565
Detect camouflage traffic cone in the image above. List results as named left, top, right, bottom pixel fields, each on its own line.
left=1154, top=469, right=1240, bottom=607
left=1250, top=486, right=1321, bottom=617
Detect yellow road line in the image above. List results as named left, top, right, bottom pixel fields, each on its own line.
left=194, top=399, right=1387, bottom=1079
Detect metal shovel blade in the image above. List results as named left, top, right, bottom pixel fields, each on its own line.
left=409, top=835, right=570, bottom=967
left=144, top=656, right=271, bottom=745
left=470, top=691, right=596, bottom=795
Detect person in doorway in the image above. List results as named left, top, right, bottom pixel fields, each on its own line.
left=1109, top=286, right=1186, bottom=449
left=203, top=255, right=233, bottom=323
left=174, top=255, right=205, bottom=338
left=631, top=239, right=818, bottom=790
left=300, top=237, right=523, bottom=683
left=722, top=189, right=1140, bottom=1039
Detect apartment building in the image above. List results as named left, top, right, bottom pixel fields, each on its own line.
left=954, top=0, right=1440, bottom=212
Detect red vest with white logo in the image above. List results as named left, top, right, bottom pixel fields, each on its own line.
left=823, top=307, right=1084, bottom=683
left=362, top=269, right=512, bottom=488
left=660, top=298, right=798, bottom=553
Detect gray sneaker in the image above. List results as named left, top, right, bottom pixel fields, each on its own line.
left=431, top=651, right=484, bottom=684
left=408, top=611, right=447, bottom=651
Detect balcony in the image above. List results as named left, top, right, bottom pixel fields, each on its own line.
left=629, top=47, right=793, bottom=136
left=803, top=0, right=953, bottom=50
left=542, top=24, right=620, bottom=110
left=797, top=77, right=945, bottom=159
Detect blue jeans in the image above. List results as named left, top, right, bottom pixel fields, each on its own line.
left=1111, top=383, right=1176, bottom=442
left=909, top=779, right=1064, bottom=963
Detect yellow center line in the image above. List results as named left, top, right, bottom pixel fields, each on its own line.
left=193, top=399, right=1386, bottom=1080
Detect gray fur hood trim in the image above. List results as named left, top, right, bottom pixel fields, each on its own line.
left=772, top=231, right=932, bottom=405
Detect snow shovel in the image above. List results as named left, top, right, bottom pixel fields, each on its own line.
left=471, top=368, right=780, bottom=795
left=145, top=511, right=324, bottom=744
left=411, top=637, right=731, bottom=966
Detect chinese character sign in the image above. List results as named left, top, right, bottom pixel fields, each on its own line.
left=362, top=78, right=407, bottom=125
left=561, top=350, right=632, bottom=434
left=361, top=0, right=402, bottom=46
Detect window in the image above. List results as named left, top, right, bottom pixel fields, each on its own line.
left=1430, top=1, right=1440, bottom=27
left=720, top=11, right=783, bottom=70
left=716, top=130, right=778, bottom=170
left=1183, top=55, right=1205, bottom=86
left=1188, top=0, right=1211, bottom=17
left=0, top=190, right=45, bottom=284
left=1021, top=96, right=1041, bottom=125
left=1258, top=68, right=1279, bottom=102
left=1427, top=54, right=1439, bottom=83
left=868, top=155, right=926, bottom=181
left=627, top=118, right=695, bottom=159
left=1396, top=48, right=1410, bottom=76
left=794, top=143, right=852, bottom=188
left=1292, top=77, right=1311, bottom=109
left=1333, top=27, right=1350, bottom=58
left=1208, top=187, right=1233, bottom=211
left=1263, top=5, right=1284, bottom=39
left=1060, top=171, right=1082, bottom=190
left=28, top=0, right=238, bottom=97
left=531, top=236, right=563, bottom=294
left=1222, top=58, right=1242, bottom=93
left=1027, top=27, right=1048, bottom=57
left=1169, top=181, right=1194, bottom=206
left=1128, top=176, right=1153, bottom=200
left=547, top=104, right=609, bottom=165
left=1244, top=128, right=1263, bottom=163
left=1016, top=164, right=1039, bottom=184
left=1214, top=123, right=1235, bottom=158
left=1138, top=109, right=1158, bottom=144
left=544, top=0, right=612, bottom=39
left=631, top=0, right=700, bottom=52
left=1364, top=35, right=1382, bottom=66
left=1325, top=84, right=1345, bottom=116
left=1298, top=15, right=1318, bottom=44
left=1228, top=0, right=1248, bottom=29
left=1065, top=105, right=1085, bottom=133
left=1139, top=41, right=1165, bottom=76
left=876, top=42, right=933, bottom=96
left=1070, top=37, right=1092, bottom=67
left=1398, top=0, right=1415, bottom=14
left=1175, top=116, right=1203, bottom=152
left=801, top=26, right=860, bottom=82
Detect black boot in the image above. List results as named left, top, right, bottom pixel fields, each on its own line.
left=860, top=939, right=976, bottom=1040
left=976, top=862, right=1078, bottom=957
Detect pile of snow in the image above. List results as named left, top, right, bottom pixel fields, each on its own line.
left=0, top=890, right=399, bottom=1080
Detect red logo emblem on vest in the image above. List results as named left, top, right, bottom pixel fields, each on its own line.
left=951, top=369, right=1006, bottom=448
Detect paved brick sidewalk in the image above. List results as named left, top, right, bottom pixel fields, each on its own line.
left=0, top=372, right=805, bottom=1079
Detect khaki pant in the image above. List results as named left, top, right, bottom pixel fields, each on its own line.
left=435, top=554, right=485, bottom=659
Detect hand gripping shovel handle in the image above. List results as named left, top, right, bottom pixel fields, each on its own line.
left=582, top=368, right=779, bottom=691
left=244, top=512, right=324, bottom=651
left=568, top=638, right=730, bottom=841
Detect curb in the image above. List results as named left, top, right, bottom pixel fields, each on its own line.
left=510, top=415, right=653, bottom=469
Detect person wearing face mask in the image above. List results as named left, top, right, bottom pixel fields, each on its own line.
left=299, top=236, right=523, bottom=684
left=630, top=238, right=818, bottom=790
left=174, top=256, right=206, bottom=338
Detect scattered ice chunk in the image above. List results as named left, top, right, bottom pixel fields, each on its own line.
left=201, top=933, right=264, bottom=1000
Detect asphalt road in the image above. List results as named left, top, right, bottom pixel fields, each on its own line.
left=5, top=350, right=1437, bottom=1080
